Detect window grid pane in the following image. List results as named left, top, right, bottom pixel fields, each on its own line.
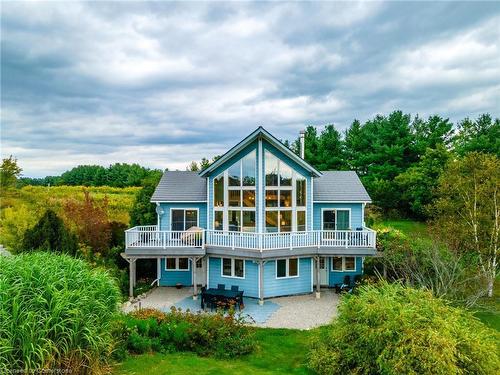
left=166, top=258, right=176, bottom=270
left=242, top=151, right=256, bottom=186
left=332, top=257, right=343, bottom=271
left=234, top=259, right=244, bottom=277
left=222, top=258, right=232, bottom=276
left=276, top=259, right=286, bottom=278
left=344, top=257, right=355, bottom=271
left=288, top=258, right=298, bottom=276
left=178, top=258, right=189, bottom=270
left=228, top=210, right=241, bottom=232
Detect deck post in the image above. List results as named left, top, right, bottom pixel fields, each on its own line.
left=315, top=256, right=321, bottom=299
left=192, top=257, right=198, bottom=300
left=128, top=258, right=136, bottom=298
left=259, top=260, right=264, bottom=305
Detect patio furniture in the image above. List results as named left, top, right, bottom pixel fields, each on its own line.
left=217, top=283, right=225, bottom=290
left=340, top=275, right=352, bottom=293
left=201, top=288, right=243, bottom=311
left=231, top=285, right=239, bottom=292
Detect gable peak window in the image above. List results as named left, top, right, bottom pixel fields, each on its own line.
left=265, top=150, right=307, bottom=232
left=213, top=150, right=256, bottom=232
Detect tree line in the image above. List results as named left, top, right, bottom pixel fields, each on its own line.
left=16, top=163, right=163, bottom=188
left=286, top=111, right=499, bottom=219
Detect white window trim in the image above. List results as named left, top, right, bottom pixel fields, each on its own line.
left=275, top=258, right=300, bottom=279
left=264, top=149, right=307, bottom=232
left=213, top=150, right=257, bottom=232
left=169, top=208, right=200, bottom=231
left=220, top=257, right=246, bottom=279
left=165, top=257, right=190, bottom=271
left=330, top=256, right=357, bottom=272
left=320, top=208, right=352, bottom=231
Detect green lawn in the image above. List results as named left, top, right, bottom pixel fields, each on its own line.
left=114, top=328, right=315, bottom=375
left=377, top=219, right=429, bottom=238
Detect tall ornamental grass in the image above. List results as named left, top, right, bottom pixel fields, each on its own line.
left=0, top=252, right=121, bottom=373
left=309, top=282, right=500, bottom=375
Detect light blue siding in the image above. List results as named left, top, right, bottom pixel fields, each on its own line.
left=328, top=257, right=363, bottom=286
left=263, top=258, right=313, bottom=298
left=312, top=203, right=364, bottom=230
left=207, top=257, right=259, bottom=298
left=159, top=258, right=192, bottom=286
left=159, top=202, right=207, bottom=230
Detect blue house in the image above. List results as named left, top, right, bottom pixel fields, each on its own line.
left=123, top=127, right=376, bottom=303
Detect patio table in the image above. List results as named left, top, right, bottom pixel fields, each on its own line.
left=201, top=288, right=243, bottom=310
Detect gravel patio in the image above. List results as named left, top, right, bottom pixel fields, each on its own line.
left=123, top=287, right=339, bottom=329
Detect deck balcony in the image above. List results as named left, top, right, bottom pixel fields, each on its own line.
left=125, top=226, right=376, bottom=252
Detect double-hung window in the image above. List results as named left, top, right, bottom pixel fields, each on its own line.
left=276, top=258, right=299, bottom=278
left=165, top=257, right=190, bottom=271
left=221, top=258, right=245, bottom=278
left=331, top=256, right=356, bottom=271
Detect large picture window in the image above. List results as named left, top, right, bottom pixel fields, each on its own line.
left=264, top=150, right=307, bottom=232
left=213, top=150, right=256, bottom=232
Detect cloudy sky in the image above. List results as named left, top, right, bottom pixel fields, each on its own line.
left=1, top=1, right=499, bottom=177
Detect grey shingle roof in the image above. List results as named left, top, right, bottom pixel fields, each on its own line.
left=152, top=170, right=370, bottom=203
left=313, top=171, right=371, bottom=202
left=151, top=171, right=207, bottom=202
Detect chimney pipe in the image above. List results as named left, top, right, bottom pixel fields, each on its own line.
left=299, top=130, right=305, bottom=159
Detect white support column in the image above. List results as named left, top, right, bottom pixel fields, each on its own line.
left=128, top=258, right=136, bottom=298
left=315, top=256, right=321, bottom=299
left=192, top=257, right=198, bottom=300
left=259, top=260, right=265, bottom=305
left=132, top=259, right=137, bottom=287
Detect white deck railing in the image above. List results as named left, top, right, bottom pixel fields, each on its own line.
left=125, top=226, right=376, bottom=251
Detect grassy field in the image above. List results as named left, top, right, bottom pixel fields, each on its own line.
left=0, top=185, right=139, bottom=252
left=114, top=328, right=315, bottom=375
left=376, top=219, right=430, bottom=239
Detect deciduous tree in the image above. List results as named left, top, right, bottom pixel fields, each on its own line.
left=431, top=153, right=499, bottom=297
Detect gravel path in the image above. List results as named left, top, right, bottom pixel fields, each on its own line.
left=257, top=289, right=339, bottom=329
left=122, top=287, right=192, bottom=313
left=123, top=287, right=339, bottom=329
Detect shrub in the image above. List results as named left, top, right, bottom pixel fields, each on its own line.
left=0, top=252, right=121, bottom=373
left=308, top=282, right=500, bottom=375
left=123, top=307, right=256, bottom=358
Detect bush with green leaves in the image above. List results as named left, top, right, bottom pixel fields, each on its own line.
left=0, top=252, right=121, bottom=373
left=120, top=307, right=256, bottom=358
left=308, top=282, right=500, bottom=375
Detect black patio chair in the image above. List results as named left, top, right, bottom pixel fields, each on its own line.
left=340, top=275, right=352, bottom=293
left=217, top=283, right=225, bottom=290
left=231, top=285, right=239, bottom=292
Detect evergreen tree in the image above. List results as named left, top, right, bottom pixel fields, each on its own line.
left=21, top=210, right=78, bottom=255
left=453, top=114, right=500, bottom=156
left=129, top=174, right=162, bottom=226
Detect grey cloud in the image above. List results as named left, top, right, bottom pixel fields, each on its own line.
left=1, top=1, right=499, bottom=177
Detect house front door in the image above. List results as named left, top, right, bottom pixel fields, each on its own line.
left=195, top=257, right=206, bottom=286
left=319, top=257, right=328, bottom=285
